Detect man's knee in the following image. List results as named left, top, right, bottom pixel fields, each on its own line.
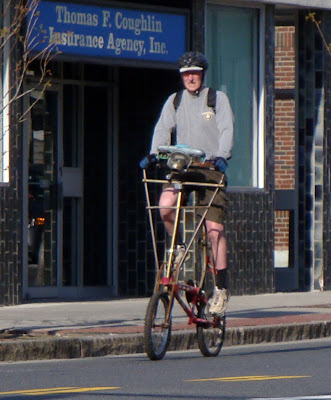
left=206, top=221, right=225, bottom=240
left=159, top=189, right=177, bottom=207
left=159, top=189, right=177, bottom=219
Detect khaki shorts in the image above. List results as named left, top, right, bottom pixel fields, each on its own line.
left=162, top=167, right=228, bottom=224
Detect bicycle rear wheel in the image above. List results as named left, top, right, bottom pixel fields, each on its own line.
left=195, top=222, right=215, bottom=294
left=197, top=301, right=226, bottom=357
left=144, top=291, right=172, bottom=360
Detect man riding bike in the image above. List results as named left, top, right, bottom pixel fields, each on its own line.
left=140, top=51, right=234, bottom=316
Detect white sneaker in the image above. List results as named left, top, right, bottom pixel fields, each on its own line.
left=173, top=244, right=190, bottom=265
left=208, top=287, right=229, bottom=316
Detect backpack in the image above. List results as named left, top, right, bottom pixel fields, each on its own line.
left=171, top=88, right=217, bottom=145
left=173, top=87, right=217, bottom=113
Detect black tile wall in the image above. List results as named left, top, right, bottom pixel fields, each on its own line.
left=0, top=63, right=23, bottom=304
left=322, top=12, right=331, bottom=290
left=298, top=10, right=331, bottom=290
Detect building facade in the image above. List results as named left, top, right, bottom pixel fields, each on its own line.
left=0, top=0, right=330, bottom=305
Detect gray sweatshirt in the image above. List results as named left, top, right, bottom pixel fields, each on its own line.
left=151, top=87, right=234, bottom=160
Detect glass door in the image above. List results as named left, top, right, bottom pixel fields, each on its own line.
left=83, top=86, right=109, bottom=287
left=27, top=88, right=60, bottom=289
left=61, top=84, right=113, bottom=293
left=24, top=69, right=116, bottom=299
left=25, top=84, right=84, bottom=296
left=62, top=84, right=83, bottom=288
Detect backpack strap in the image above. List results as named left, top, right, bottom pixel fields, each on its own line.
left=173, top=90, right=184, bottom=111
left=173, top=88, right=217, bottom=112
left=171, top=90, right=183, bottom=145
left=207, top=88, right=217, bottom=113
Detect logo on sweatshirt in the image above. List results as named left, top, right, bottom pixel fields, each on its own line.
left=202, top=112, right=214, bottom=120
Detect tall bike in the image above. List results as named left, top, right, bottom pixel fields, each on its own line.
left=142, top=145, right=226, bottom=360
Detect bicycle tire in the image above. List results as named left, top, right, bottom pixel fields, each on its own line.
left=144, top=291, right=172, bottom=360
left=196, top=301, right=226, bottom=357
left=195, top=222, right=215, bottom=294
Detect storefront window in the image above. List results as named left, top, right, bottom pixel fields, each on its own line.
left=206, top=4, right=263, bottom=187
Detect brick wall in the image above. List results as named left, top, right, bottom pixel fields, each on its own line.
left=274, top=25, right=296, bottom=263
left=274, top=210, right=290, bottom=247
left=274, top=98, right=295, bottom=190
left=275, top=26, right=295, bottom=89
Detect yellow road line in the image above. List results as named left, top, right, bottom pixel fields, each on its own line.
left=185, top=375, right=311, bottom=382
left=0, top=386, right=120, bottom=396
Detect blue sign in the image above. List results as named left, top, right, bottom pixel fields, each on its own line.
left=28, top=1, right=187, bottom=63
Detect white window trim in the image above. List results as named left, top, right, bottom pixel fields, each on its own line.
left=257, top=6, right=265, bottom=189
left=1, top=54, right=10, bottom=183
left=1, top=0, right=10, bottom=184
left=206, top=1, right=266, bottom=189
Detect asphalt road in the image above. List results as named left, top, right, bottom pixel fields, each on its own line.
left=0, top=338, right=330, bottom=399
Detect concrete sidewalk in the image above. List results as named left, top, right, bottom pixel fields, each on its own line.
left=0, top=291, right=330, bottom=362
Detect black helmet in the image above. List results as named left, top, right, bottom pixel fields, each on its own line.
left=178, top=51, right=208, bottom=73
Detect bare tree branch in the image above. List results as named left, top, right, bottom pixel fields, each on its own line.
left=306, top=11, right=331, bottom=56
left=1, top=0, right=60, bottom=119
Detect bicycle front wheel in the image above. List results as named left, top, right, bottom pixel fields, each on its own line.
left=197, top=301, right=226, bottom=357
left=144, top=291, right=172, bottom=360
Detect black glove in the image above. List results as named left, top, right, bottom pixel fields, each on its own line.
left=214, top=157, right=228, bottom=173
left=139, top=154, right=157, bottom=169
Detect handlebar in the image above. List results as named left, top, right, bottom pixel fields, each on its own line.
left=157, top=145, right=207, bottom=173
left=157, top=145, right=206, bottom=160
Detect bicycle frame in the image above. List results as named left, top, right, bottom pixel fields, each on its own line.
left=161, top=277, right=212, bottom=328
left=142, top=167, right=225, bottom=329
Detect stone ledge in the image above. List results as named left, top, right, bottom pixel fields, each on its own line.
left=0, top=321, right=329, bottom=362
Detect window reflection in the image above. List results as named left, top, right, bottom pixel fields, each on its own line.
left=28, top=91, right=57, bottom=287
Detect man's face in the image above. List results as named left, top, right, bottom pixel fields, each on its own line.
left=181, top=70, right=203, bottom=93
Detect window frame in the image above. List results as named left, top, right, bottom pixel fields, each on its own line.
left=0, top=0, right=10, bottom=184
left=205, top=1, right=265, bottom=189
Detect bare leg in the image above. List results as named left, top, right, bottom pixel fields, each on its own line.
left=205, top=220, right=227, bottom=271
left=206, top=219, right=229, bottom=315
left=159, top=188, right=178, bottom=236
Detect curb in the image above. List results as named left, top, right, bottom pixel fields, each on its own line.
left=0, top=321, right=330, bottom=362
